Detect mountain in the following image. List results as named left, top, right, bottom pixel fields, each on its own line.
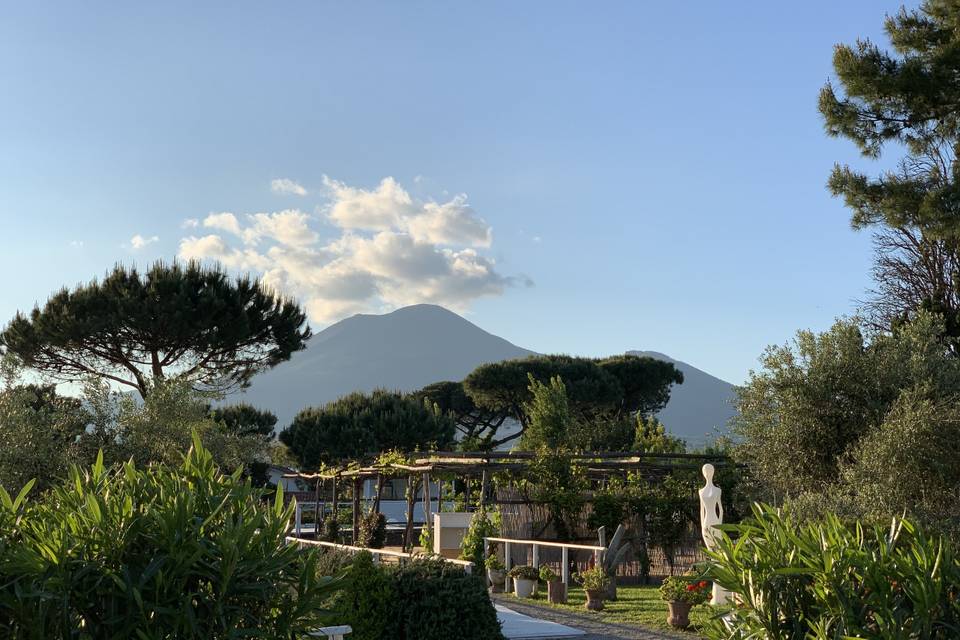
left=238, top=304, right=737, bottom=446
left=627, top=350, right=738, bottom=445
left=238, top=304, right=534, bottom=427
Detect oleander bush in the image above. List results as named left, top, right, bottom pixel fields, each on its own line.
left=0, top=434, right=338, bottom=639
left=702, top=504, right=960, bottom=640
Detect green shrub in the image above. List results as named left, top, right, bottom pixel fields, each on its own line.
left=507, top=565, right=539, bottom=580
left=392, top=558, right=505, bottom=640
left=459, top=507, right=500, bottom=568
left=315, top=547, right=355, bottom=577
left=321, top=514, right=340, bottom=542
left=356, top=510, right=387, bottom=548
left=703, top=504, right=960, bottom=639
left=539, top=566, right=558, bottom=582
left=0, top=433, right=338, bottom=639
left=332, top=552, right=397, bottom=640
left=575, top=567, right=610, bottom=592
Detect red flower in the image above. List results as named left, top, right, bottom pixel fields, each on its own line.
left=686, top=584, right=696, bottom=591
left=699, top=581, right=709, bottom=588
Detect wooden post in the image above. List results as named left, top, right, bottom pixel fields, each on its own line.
left=329, top=476, right=339, bottom=541
left=313, top=478, right=321, bottom=538
left=561, top=546, right=569, bottom=587
left=352, top=477, right=361, bottom=545
left=504, top=541, right=512, bottom=593
left=373, top=473, right=384, bottom=514
left=422, top=472, right=432, bottom=551
left=479, top=469, right=489, bottom=508
left=403, top=474, right=417, bottom=551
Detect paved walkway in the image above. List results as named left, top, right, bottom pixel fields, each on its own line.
left=493, top=595, right=689, bottom=640
left=496, top=604, right=584, bottom=639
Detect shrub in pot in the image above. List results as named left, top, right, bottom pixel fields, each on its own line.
left=576, top=567, right=610, bottom=611
left=659, top=575, right=710, bottom=629
left=485, top=554, right=506, bottom=592
left=540, top=566, right=566, bottom=604
left=507, top=565, right=539, bottom=598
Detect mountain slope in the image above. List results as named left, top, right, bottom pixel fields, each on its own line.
left=238, top=304, right=535, bottom=427
left=628, top=350, right=737, bottom=445
left=237, top=305, right=737, bottom=446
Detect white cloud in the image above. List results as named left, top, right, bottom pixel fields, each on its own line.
left=70, top=240, right=84, bottom=247
left=181, top=218, right=199, bottom=229
left=130, top=234, right=159, bottom=250
left=203, top=212, right=242, bottom=236
left=271, top=178, right=308, bottom=196
left=178, top=176, right=525, bottom=324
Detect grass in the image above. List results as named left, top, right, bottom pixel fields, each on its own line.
left=504, top=584, right=712, bottom=636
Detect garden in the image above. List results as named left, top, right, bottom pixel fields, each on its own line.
left=5, top=2, right=960, bottom=638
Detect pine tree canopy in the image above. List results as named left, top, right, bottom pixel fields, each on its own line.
left=0, top=261, right=311, bottom=397
left=820, top=0, right=960, bottom=237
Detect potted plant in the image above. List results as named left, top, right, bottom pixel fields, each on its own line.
left=659, top=576, right=710, bottom=629
left=485, top=554, right=506, bottom=593
left=540, top=566, right=566, bottom=604
left=507, top=565, right=539, bottom=598
left=575, top=567, right=610, bottom=611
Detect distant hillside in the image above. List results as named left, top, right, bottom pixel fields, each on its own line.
left=238, top=304, right=534, bottom=427
left=627, top=350, right=737, bottom=445
left=237, top=305, right=737, bottom=446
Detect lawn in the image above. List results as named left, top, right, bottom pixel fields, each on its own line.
left=504, top=584, right=713, bottom=636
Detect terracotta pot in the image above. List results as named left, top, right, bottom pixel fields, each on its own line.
left=667, top=601, right=693, bottom=628
left=487, top=568, right=506, bottom=593
left=584, top=589, right=605, bottom=611
left=546, top=579, right=566, bottom=604
left=514, top=577, right=536, bottom=598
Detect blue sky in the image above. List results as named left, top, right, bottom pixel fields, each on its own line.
left=0, top=2, right=907, bottom=384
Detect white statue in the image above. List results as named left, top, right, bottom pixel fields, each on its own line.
left=699, top=463, right=730, bottom=606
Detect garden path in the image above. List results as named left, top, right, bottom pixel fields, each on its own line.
left=493, top=595, right=691, bottom=640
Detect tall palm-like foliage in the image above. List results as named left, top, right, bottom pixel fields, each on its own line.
left=0, top=434, right=338, bottom=639
left=703, top=505, right=960, bottom=639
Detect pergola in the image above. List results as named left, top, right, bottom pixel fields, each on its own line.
left=283, top=450, right=735, bottom=551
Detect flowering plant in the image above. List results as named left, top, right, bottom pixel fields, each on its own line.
left=659, top=575, right=711, bottom=605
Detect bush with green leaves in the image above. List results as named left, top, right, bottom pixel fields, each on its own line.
left=0, top=434, right=338, bottom=639
left=332, top=555, right=503, bottom=640
left=392, top=558, right=504, bottom=640
left=703, top=504, right=960, bottom=640
left=734, top=312, right=960, bottom=534
left=459, top=506, right=501, bottom=568
left=0, top=382, right=89, bottom=493
left=507, top=565, right=539, bottom=580
left=331, top=552, right=397, bottom=640
left=356, top=510, right=387, bottom=548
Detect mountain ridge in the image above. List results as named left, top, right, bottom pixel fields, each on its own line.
left=238, top=304, right=735, bottom=445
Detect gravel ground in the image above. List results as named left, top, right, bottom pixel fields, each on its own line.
left=491, top=594, right=692, bottom=640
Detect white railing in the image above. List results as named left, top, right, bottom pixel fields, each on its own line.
left=482, top=536, right=606, bottom=591
left=286, top=537, right=474, bottom=574
left=308, top=626, right=352, bottom=639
